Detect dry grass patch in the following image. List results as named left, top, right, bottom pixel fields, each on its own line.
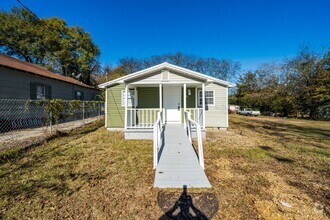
left=0, top=122, right=162, bottom=219
left=0, top=115, right=329, bottom=219
left=204, top=115, right=329, bottom=219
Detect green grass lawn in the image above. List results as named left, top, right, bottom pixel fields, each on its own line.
left=0, top=116, right=329, bottom=219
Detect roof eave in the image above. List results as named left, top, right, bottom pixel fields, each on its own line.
left=97, top=62, right=235, bottom=88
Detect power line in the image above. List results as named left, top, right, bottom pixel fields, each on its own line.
left=16, top=0, right=40, bottom=20
left=16, top=0, right=61, bottom=33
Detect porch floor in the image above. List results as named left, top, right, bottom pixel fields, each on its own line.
left=154, top=124, right=211, bottom=188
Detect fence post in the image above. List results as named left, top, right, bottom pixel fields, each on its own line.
left=82, top=101, right=85, bottom=126
left=49, top=111, right=52, bottom=134
left=98, top=102, right=101, bottom=121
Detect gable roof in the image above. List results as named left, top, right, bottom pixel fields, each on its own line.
left=0, top=53, right=97, bottom=89
left=98, top=62, right=234, bottom=88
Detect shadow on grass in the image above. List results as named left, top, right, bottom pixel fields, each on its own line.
left=273, top=156, right=294, bottom=163
left=0, top=121, right=104, bottom=199
left=259, top=145, right=274, bottom=151
left=158, top=186, right=218, bottom=220
left=0, top=121, right=104, bottom=165
left=231, top=118, right=330, bottom=149
left=257, top=146, right=295, bottom=164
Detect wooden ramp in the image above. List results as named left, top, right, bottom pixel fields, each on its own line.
left=154, top=124, right=211, bottom=188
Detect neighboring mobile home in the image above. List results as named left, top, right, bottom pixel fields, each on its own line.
left=99, top=62, right=234, bottom=139
left=0, top=53, right=100, bottom=100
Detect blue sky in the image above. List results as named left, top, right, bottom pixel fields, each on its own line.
left=1, top=0, right=330, bottom=70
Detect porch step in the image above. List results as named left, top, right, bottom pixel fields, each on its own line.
left=154, top=124, right=211, bottom=188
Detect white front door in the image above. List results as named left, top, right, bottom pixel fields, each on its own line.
left=163, top=86, right=181, bottom=123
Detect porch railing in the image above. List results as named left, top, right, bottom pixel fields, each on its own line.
left=184, top=111, right=205, bottom=169
left=127, top=108, right=161, bottom=129
left=153, top=111, right=163, bottom=169
left=185, top=108, right=204, bottom=128
left=126, top=108, right=203, bottom=129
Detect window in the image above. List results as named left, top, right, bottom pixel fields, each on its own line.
left=121, top=90, right=137, bottom=107
left=92, top=93, right=100, bottom=101
left=36, top=84, right=46, bottom=99
left=74, top=91, right=84, bottom=100
left=198, top=90, right=214, bottom=107
left=30, top=82, right=52, bottom=100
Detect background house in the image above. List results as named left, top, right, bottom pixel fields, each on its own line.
left=0, top=54, right=100, bottom=100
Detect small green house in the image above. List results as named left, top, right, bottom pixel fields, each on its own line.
left=98, top=62, right=233, bottom=139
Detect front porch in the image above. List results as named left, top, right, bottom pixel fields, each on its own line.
left=123, top=82, right=207, bottom=139
left=125, top=107, right=205, bottom=139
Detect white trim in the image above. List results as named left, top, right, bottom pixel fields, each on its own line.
left=195, top=87, right=198, bottom=108
left=159, top=84, right=162, bottom=110
left=159, top=84, right=163, bottom=124
left=105, top=88, right=107, bottom=128
left=98, top=62, right=234, bottom=88
left=197, top=89, right=215, bottom=107
left=128, top=81, right=205, bottom=85
left=124, top=84, right=128, bottom=130
left=202, top=83, right=206, bottom=129
left=183, top=84, right=186, bottom=112
left=225, top=87, right=229, bottom=127
left=135, top=90, right=138, bottom=107
left=121, top=89, right=137, bottom=107
left=107, top=127, right=124, bottom=131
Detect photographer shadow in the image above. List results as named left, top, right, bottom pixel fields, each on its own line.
left=158, top=185, right=217, bottom=220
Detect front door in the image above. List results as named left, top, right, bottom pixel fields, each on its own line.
left=163, top=86, right=181, bottom=123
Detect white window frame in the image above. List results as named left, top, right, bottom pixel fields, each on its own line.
left=198, top=90, right=215, bottom=107
left=121, top=89, right=138, bottom=107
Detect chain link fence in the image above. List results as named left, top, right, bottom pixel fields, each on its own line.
left=0, top=99, right=105, bottom=152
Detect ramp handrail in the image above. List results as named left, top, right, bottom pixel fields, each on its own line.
left=153, top=111, right=163, bottom=169
left=184, top=111, right=205, bottom=169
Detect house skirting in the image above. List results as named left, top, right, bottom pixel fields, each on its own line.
left=123, top=128, right=206, bottom=140
left=125, top=129, right=153, bottom=139
left=106, top=128, right=124, bottom=131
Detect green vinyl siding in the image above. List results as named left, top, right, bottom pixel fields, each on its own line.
left=181, top=87, right=196, bottom=108
left=137, top=87, right=159, bottom=108
left=106, top=84, right=125, bottom=128
left=180, top=87, right=196, bottom=121
left=106, top=86, right=196, bottom=128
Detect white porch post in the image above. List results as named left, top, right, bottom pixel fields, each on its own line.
left=124, top=84, right=128, bottom=129
left=159, top=84, right=162, bottom=110
left=105, top=87, right=107, bottom=127
left=134, top=87, right=137, bottom=107
left=202, top=83, right=206, bottom=129
left=183, top=83, right=187, bottom=128
left=183, top=84, right=186, bottom=112
left=195, top=87, right=198, bottom=108
left=195, top=86, right=198, bottom=124
left=226, top=87, right=229, bottom=128
left=159, top=83, right=162, bottom=123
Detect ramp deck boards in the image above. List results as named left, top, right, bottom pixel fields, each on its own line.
left=154, top=124, right=211, bottom=188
